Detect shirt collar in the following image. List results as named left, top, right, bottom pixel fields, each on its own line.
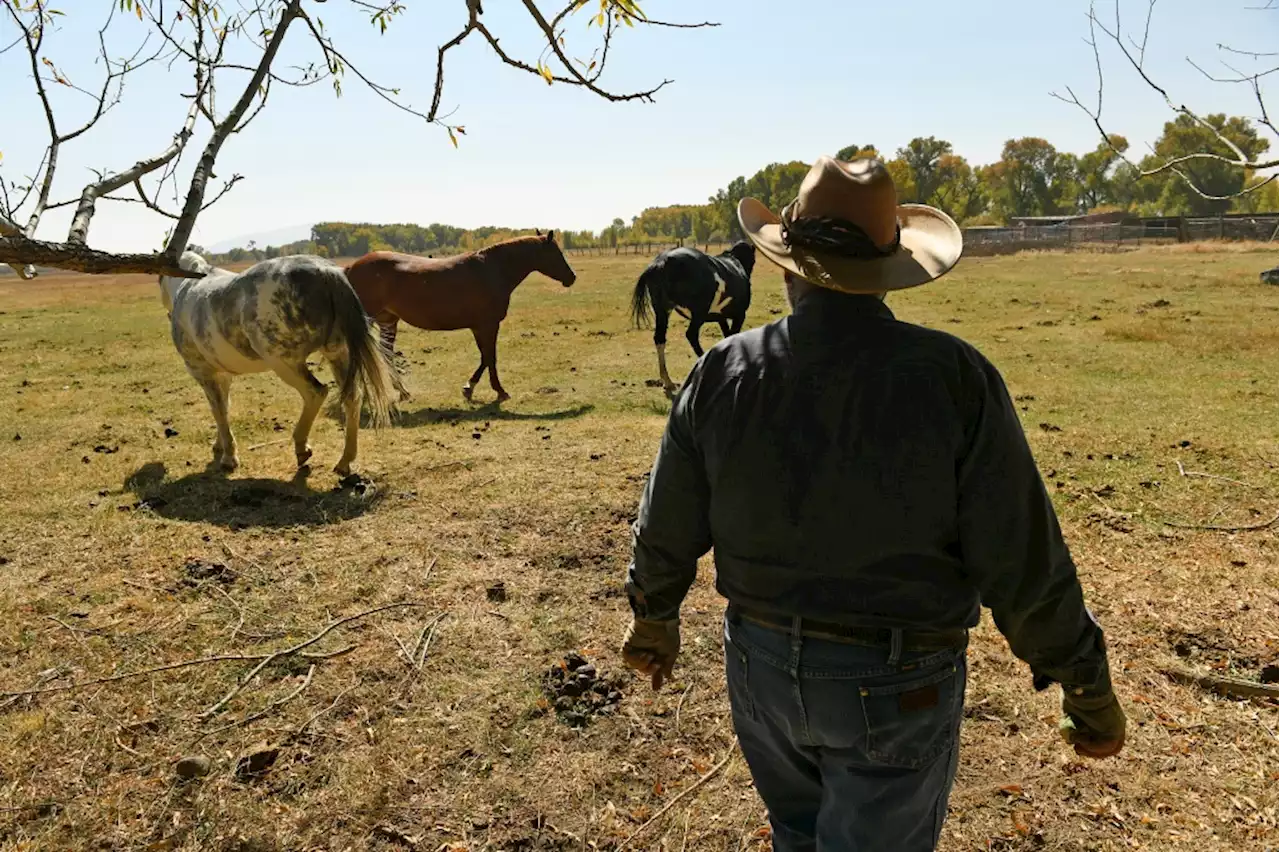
left=790, top=287, right=896, bottom=326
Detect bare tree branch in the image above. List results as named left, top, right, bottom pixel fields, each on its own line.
left=1052, top=0, right=1279, bottom=202
left=0, top=235, right=200, bottom=277
left=1, top=0, right=716, bottom=276
left=67, top=99, right=203, bottom=245
left=165, top=0, right=305, bottom=257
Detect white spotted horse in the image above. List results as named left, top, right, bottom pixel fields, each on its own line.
left=159, top=252, right=395, bottom=476
left=629, top=240, right=756, bottom=395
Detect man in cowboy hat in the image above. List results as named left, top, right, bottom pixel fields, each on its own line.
left=620, top=156, right=1125, bottom=850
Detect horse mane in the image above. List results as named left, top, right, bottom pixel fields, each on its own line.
left=475, top=235, right=545, bottom=256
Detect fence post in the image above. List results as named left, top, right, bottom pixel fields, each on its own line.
left=1217, top=212, right=1225, bottom=240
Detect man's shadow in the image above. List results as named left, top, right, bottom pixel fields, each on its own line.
left=123, top=461, right=383, bottom=529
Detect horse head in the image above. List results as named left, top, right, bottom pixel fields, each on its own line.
left=157, top=250, right=212, bottom=314
left=533, top=229, right=577, bottom=288
left=727, top=240, right=757, bottom=278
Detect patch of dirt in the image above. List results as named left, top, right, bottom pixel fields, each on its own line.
left=180, top=558, right=238, bottom=587
left=541, top=652, right=624, bottom=727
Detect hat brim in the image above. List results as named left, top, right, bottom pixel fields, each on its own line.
left=737, top=197, right=963, bottom=294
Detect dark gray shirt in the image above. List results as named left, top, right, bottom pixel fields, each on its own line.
left=626, top=289, right=1110, bottom=691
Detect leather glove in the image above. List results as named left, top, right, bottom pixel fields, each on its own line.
left=1060, top=686, right=1126, bottom=759
left=621, top=618, right=680, bottom=690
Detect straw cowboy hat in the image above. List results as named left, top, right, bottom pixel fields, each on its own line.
left=737, top=156, right=963, bottom=294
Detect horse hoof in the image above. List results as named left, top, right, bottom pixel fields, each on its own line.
left=333, top=463, right=351, bottom=477
left=219, top=456, right=240, bottom=472
left=297, top=446, right=314, bottom=467
left=495, top=392, right=511, bottom=404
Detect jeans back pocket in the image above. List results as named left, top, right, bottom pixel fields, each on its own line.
left=858, top=658, right=963, bottom=769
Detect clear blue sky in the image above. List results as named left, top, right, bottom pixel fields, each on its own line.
left=1, top=0, right=1274, bottom=252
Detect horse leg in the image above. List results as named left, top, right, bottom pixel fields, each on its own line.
left=268, top=360, right=328, bottom=469
left=718, top=318, right=732, bottom=338
left=462, top=333, right=487, bottom=403
left=685, top=318, right=706, bottom=358
left=377, top=315, right=411, bottom=402
left=197, top=373, right=237, bottom=471
left=327, top=354, right=360, bottom=476
left=729, top=315, right=745, bottom=335
left=653, top=308, right=677, bottom=395
left=477, top=323, right=510, bottom=403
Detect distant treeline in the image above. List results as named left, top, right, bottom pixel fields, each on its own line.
left=204, top=113, right=1277, bottom=264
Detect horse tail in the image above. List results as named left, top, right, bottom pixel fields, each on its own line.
left=631, top=259, right=663, bottom=329
left=331, top=271, right=395, bottom=429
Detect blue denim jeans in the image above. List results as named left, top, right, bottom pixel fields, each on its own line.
left=723, top=611, right=967, bottom=852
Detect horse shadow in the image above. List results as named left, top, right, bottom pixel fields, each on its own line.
left=122, top=461, right=383, bottom=529
left=390, top=402, right=595, bottom=428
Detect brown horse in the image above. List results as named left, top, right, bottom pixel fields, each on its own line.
left=345, top=231, right=577, bottom=403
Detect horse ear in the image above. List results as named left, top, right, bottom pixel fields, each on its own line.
left=546, top=229, right=555, bottom=242
left=536, top=228, right=542, bottom=237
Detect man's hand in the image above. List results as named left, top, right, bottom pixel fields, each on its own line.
left=621, top=618, right=681, bottom=690
left=1060, top=686, right=1126, bottom=759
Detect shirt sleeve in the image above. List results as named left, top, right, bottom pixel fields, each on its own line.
left=956, top=353, right=1112, bottom=694
left=625, top=366, right=713, bottom=623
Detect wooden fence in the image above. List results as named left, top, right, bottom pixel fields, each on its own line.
left=963, top=215, right=1278, bottom=256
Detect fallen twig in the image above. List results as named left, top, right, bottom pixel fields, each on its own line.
left=619, top=747, right=736, bottom=850
left=199, top=601, right=428, bottom=718
left=246, top=438, right=289, bottom=452
left=293, top=684, right=354, bottom=736
left=1163, top=513, right=1279, bottom=532
left=675, top=682, right=694, bottom=732
left=415, top=613, right=448, bottom=671
left=197, top=664, right=317, bottom=740
left=1161, top=666, right=1279, bottom=701
left=1175, top=459, right=1267, bottom=489
left=3, top=652, right=290, bottom=699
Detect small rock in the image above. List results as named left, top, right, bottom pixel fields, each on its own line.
left=12, top=433, right=19, bottom=441
left=175, top=755, right=212, bottom=780
left=1038, top=423, right=1062, bottom=433
left=164, top=427, right=179, bottom=438
left=92, top=444, right=119, bottom=454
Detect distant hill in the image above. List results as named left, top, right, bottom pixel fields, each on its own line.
left=206, top=223, right=313, bottom=253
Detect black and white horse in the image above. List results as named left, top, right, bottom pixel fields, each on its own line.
left=629, top=241, right=756, bottom=394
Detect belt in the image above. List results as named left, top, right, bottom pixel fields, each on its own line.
left=731, top=606, right=967, bottom=652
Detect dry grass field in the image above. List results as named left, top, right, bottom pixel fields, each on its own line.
left=0, top=243, right=1277, bottom=851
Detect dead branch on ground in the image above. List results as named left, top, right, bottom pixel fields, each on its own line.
left=619, top=746, right=737, bottom=850
left=199, top=600, right=428, bottom=717
left=1161, top=666, right=1279, bottom=700
left=1163, top=513, right=1279, bottom=531
left=2, top=601, right=423, bottom=705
